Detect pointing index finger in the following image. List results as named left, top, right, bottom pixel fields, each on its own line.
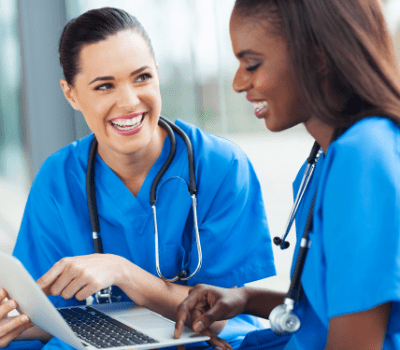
left=174, top=291, right=202, bottom=339
left=36, top=261, right=65, bottom=295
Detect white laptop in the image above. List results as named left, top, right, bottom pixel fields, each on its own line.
left=0, top=252, right=209, bottom=349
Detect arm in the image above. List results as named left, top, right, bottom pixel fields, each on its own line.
left=36, top=254, right=229, bottom=347
left=325, top=303, right=391, bottom=350
left=174, top=284, right=284, bottom=338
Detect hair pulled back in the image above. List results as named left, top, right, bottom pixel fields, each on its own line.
left=234, top=0, right=400, bottom=128
left=59, top=7, right=154, bottom=85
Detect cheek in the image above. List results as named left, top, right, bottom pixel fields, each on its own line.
left=254, top=76, right=272, bottom=93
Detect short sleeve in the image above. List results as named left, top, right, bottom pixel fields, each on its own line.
left=317, top=118, right=400, bottom=327
left=185, top=133, right=276, bottom=287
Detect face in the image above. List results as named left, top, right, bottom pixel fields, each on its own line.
left=61, top=30, right=162, bottom=160
left=229, top=10, right=310, bottom=132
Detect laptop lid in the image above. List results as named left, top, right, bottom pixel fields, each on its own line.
left=0, top=252, right=209, bottom=349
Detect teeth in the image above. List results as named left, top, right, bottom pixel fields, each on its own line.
left=111, top=115, right=143, bottom=129
left=253, top=101, right=268, bottom=112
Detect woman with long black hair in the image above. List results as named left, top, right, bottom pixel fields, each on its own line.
left=175, top=1, right=400, bottom=348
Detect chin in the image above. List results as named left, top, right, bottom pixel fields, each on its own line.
left=264, top=119, right=285, bottom=133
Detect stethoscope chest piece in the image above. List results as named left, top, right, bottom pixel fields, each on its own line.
left=269, top=300, right=301, bottom=335
left=269, top=141, right=321, bottom=334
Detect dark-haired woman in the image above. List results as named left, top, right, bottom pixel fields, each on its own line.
left=175, top=0, right=400, bottom=349
left=0, top=7, right=276, bottom=350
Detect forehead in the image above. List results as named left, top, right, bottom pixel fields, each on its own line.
left=229, top=11, right=286, bottom=58
left=77, top=30, right=154, bottom=77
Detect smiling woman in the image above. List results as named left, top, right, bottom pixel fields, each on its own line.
left=60, top=29, right=165, bottom=195
left=174, top=0, right=400, bottom=349
left=0, top=7, right=276, bottom=350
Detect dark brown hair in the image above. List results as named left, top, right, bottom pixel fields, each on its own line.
left=234, top=0, right=400, bottom=128
left=59, top=7, right=155, bottom=85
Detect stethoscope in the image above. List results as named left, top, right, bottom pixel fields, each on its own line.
left=86, top=116, right=202, bottom=303
left=269, top=141, right=322, bottom=335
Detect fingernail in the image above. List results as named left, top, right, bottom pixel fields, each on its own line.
left=21, top=315, right=30, bottom=322
left=8, top=300, right=16, bottom=308
left=193, top=321, right=204, bottom=332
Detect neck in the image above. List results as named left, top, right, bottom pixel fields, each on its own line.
left=303, top=116, right=335, bottom=153
left=97, top=125, right=168, bottom=196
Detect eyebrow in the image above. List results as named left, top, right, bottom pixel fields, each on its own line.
left=88, top=66, right=151, bottom=85
left=237, top=50, right=263, bottom=58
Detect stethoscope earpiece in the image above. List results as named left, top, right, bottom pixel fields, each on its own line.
left=269, top=141, right=321, bottom=335
left=273, top=237, right=290, bottom=249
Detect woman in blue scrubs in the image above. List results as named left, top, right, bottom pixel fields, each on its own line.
left=0, top=7, right=276, bottom=350
left=174, top=0, right=400, bottom=349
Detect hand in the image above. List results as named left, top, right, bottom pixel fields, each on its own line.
left=0, top=288, right=33, bottom=348
left=37, top=254, right=128, bottom=301
left=174, top=284, right=248, bottom=350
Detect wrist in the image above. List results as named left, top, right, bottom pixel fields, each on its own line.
left=241, top=287, right=252, bottom=314
left=112, top=255, right=135, bottom=289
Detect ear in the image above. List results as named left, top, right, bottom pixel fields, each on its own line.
left=60, top=79, right=80, bottom=110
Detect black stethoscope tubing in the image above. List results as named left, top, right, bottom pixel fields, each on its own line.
left=87, top=116, right=196, bottom=253
left=86, top=116, right=200, bottom=302
left=269, top=141, right=321, bottom=334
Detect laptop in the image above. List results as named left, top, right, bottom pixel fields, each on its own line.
left=0, top=252, right=209, bottom=349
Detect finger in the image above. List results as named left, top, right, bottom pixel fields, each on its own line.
left=0, top=300, right=18, bottom=320
left=0, top=288, right=8, bottom=303
left=201, top=328, right=233, bottom=350
left=0, top=314, right=30, bottom=338
left=175, top=294, right=201, bottom=339
left=191, top=301, right=227, bottom=333
left=72, top=283, right=99, bottom=302
left=0, top=320, right=32, bottom=348
left=59, top=277, right=90, bottom=300
left=176, top=345, right=185, bottom=350
left=37, top=261, right=66, bottom=293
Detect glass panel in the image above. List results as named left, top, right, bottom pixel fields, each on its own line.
left=0, top=0, right=29, bottom=254
left=65, top=0, right=265, bottom=136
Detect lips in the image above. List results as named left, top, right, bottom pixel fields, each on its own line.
left=110, top=113, right=145, bottom=130
left=252, top=101, right=268, bottom=117
left=109, top=112, right=146, bottom=136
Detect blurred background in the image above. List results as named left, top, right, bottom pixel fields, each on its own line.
left=0, top=0, right=399, bottom=292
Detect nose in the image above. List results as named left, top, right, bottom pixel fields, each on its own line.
left=117, top=84, right=140, bottom=112
left=232, top=67, right=252, bottom=93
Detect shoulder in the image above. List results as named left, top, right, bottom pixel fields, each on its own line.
left=328, top=117, right=400, bottom=162
left=31, top=134, right=94, bottom=192
left=175, top=119, right=250, bottom=168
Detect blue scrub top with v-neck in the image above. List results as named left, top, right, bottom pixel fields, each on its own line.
left=238, top=117, right=400, bottom=350
left=286, top=117, right=400, bottom=349
left=10, top=120, right=275, bottom=350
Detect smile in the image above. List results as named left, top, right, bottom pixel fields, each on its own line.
left=111, top=113, right=145, bottom=130
left=109, top=113, right=146, bottom=136
left=253, top=101, right=268, bottom=116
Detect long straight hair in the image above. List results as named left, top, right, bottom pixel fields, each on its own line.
left=234, top=0, right=400, bottom=128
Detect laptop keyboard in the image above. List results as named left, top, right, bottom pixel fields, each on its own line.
left=58, top=306, right=159, bottom=349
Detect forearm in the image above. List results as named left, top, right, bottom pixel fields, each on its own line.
left=116, top=259, right=227, bottom=333
left=242, top=287, right=285, bottom=319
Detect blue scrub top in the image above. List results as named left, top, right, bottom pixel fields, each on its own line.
left=10, top=120, right=275, bottom=350
left=287, top=117, right=400, bottom=349
left=240, top=117, right=400, bottom=350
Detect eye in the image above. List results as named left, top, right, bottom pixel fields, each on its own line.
left=245, top=63, right=261, bottom=72
left=94, top=83, right=114, bottom=91
left=136, top=73, right=152, bottom=82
